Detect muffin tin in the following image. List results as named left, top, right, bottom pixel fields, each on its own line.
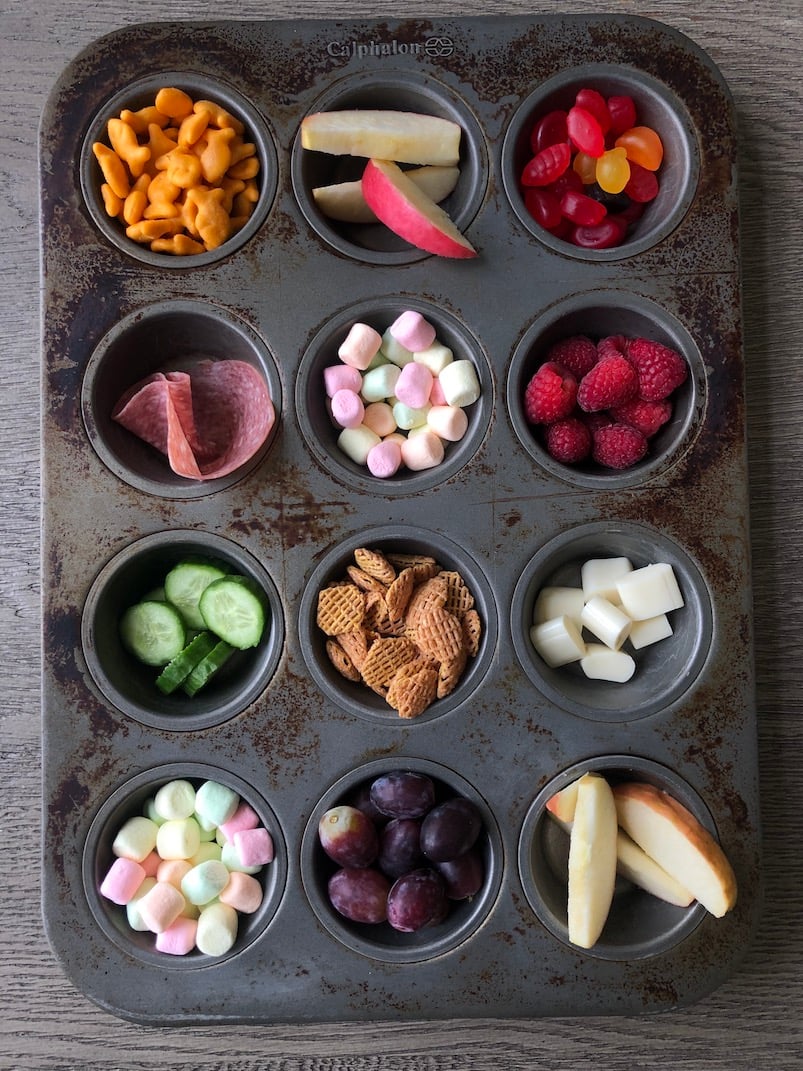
left=40, top=15, right=759, bottom=1023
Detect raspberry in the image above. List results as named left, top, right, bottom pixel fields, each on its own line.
left=627, top=338, right=688, bottom=401
left=596, top=334, right=629, bottom=361
left=609, top=397, right=673, bottom=437
left=544, top=335, right=598, bottom=380
left=582, top=410, right=615, bottom=434
left=577, top=354, right=638, bottom=412
left=524, top=361, right=578, bottom=424
left=544, top=416, right=592, bottom=464
left=592, top=423, right=648, bottom=469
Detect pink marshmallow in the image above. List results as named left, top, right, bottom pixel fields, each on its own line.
left=394, top=362, right=434, bottom=410
left=429, top=376, right=447, bottom=406
left=138, top=880, right=186, bottom=934
left=367, top=438, right=403, bottom=478
left=218, top=801, right=260, bottom=842
left=338, top=322, right=382, bottom=370
left=324, top=363, right=362, bottom=397
left=233, top=827, right=274, bottom=867
left=390, top=310, right=436, bottom=353
left=140, top=850, right=162, bottom=878
left=100, top=856, right=146, bottom=905
left=362, top=401, right=397, bottom=437
left=331, top=388, right=365, bottom=429
left=156, top=915, right=198, bottom=956
left=400, top=430, right=445, bottom=471
left=219, top=871, right=264, bottom=914
left=427, top=404, right=469, bottom=442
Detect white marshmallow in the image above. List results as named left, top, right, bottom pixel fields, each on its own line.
left=437, top=359, right=480, bottom=407
left=530, top=616, right=586, bottom=668
left=629, top=613, right=674, bottom=649
left=581, top=557, right=633, bottom=602
left=337, top=425, right=381, bottom=464
left=581, top=596, right=632, bottom=651
left=580, top=644, right=636, bottom=682
left=195, top=902, right=238, bottom=957
left=616, top=562, right=684, bottom=621
left=533, top=586, right=585, bottom=627
left=414, top=342, right=453, bottom=375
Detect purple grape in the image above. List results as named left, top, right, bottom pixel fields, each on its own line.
left=369, top=771, right=435, bottom=819
left=318, top=805, right=379, bottom=868
left=420, top=796, right=482, bottom=862
left=387, top=867, right=449, bottom=932
left=378, top=818, right=423, bottom=879
left=328, top=867, right=390, bottom=924
left=348, top=782, right=387, bottom=826
left=434, top=846, right=485, bottom=899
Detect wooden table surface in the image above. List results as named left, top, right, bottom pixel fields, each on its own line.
left=3, top=0, right=802, bottom=1067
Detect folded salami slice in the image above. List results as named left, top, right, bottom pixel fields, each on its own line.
left=112, top=360, right=274, bottom=481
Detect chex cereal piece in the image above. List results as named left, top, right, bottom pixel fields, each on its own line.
left=437, top=646, right=468, bottom=699
left=415, top=606, right=465, bottom=663
left=353, top=547, right=397, bottom=585
left=363, top=589, right=395, bottom=634
left=336, top=629, right=372, bottom=672
left=316, top=584, right=364, bottom=635
left=361, top=637, right=419, bottom=694
left=440, top=570, right=475, bottom=615
left=386, top=567, right=416, bottom=622
left=325, top=638, right=361, bottom=681
left=388, top=661, right=439, bottom=719
left=405, top=575, right=449, bottom=627
left=461, top=608, right=483, bottom=657
left=346, top=564, right=388, bottom=594
left=386, top=552, right=438, bottom=570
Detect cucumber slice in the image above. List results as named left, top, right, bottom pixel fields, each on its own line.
left=119, top=600, right=187, bottom=667
left=155, top=631, right=218, bottom=695
left=182, top=640, right=235, bottom=696
left=164, top=559, right=228, bottom=630
left=199, top=576, right=267, bottom=649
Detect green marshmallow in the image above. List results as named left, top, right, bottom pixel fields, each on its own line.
left=194, top=780, right=240, bottom=827
left=181, top=860, right=230, bottom=906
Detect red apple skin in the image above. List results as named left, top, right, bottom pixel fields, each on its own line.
left=361, top=159, right=477, bottom=259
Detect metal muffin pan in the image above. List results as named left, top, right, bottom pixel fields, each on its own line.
left=40, top=15, right=759, bottom=1023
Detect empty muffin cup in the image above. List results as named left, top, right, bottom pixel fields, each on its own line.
left=291, top=71, right=487, bottom=264
left=81, top=299, right=281, bottom=498
left=81, top=530, right=284, bottom=730
left=296, top=296, right=493, bottom=493
left=302, top=757, right=502, bottom=962
left=80, top=71, right=277, bottom=266
left=511, top=520, right=712, bottom=721
left=518, top=755, right=713, bottom=959
left=298, top=526, right=497, bottom=724
left=84, top=762, right=287, bottom=968
left=507, top=289, right=705, bottom=488
left=501, top=63, right=699, bottom=260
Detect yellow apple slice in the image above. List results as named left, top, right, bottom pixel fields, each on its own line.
left=361, top=159, right=477, bottom=259
left=567, top=772, right=618, bottom=949
left=313, top=165, right=461, bottom=224
left=613, top=782, right=737, bottom=917
left=301, top=110, right=461, bottom=166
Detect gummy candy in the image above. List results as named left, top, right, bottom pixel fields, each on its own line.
left=595, top=148, right=631, bottom=195
left=614, top=126, right=664, bottom=171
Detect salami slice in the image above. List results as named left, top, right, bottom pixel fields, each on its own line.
left=112, top=360, right=274, bottom=481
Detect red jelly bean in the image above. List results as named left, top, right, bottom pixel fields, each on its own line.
left=624, top=161, right=660, bottom=203
left=521, top=141, right=571, bottom=187
left=615, top=126, right=664, bottom=170
left=550, top=168, right=584, bottom=198
left=524, top=187, right=563, bottom=230
left=530, top=109, right=569, bottom=154
left=575, top=88, right=611, bottom=135
left=560, top=189, right=607, bottom=227
left=566, top=106, right=605, bottom=157
left=607, top=95, right=637, bottom=138
left=570, top=216, right=628, bottom=249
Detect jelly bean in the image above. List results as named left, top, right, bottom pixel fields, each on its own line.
left=615, top=126, right=664, bottom=171
left=521, top=141, right=571, bottom=187
left=572, top=151, right=597, bottom=186
left=569, top=216, right=628, bottom=249
left=595, top=147, right=631, bottom=194
left=566, top=106, right=605, bottom=158
left=575, top=88, right=611, bottom=134
left=607, top=95, right=638, bottom=137
left=550, top=168, right=584, bottom=199
left=530, top=108, right=569, bottom=154
left=560, top=189, right=607, bottom=227
left=524, top=187, right=562, bottom=230
left=624, top=161, right=660, bottom=203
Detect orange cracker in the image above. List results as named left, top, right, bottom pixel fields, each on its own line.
left=316, top=583, right=364, bottom=636
left=361, top=636, right=418, bottom=694
left=353, top=547, right=397, bottom=585
left=405, top=575, right=449, bottom=628
left=437, top=646, right=469, bottom=699
left=415, top=606, right=465, bottom=663
left=440, top=570, right=476, bottom=616
left=335, top=629, right=372, bottom=672
left=461, top=608, right=483, bottom=657
left=325, top=638, right=361, bottom=682
left=346, top=564, right=387, bottom=595
left=388, top=662, right=439, bottom=719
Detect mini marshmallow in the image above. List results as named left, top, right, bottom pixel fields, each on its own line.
left=393, top=400, right=430, bottom=431
left=156, top=817, right=202, bottom=861
left=153, top=779, right=196, bottom=821
left=337, top=322, right=382, bottom=369
left=194, top=781, right=239, bottom=827
left=394, top=362, right=434, bottom=409
left=437, top=359, right=480, bottom=407
left=380, top=327, right=414, bottom=367
left=337, top=425, right=381, bottom=464
left=125, top=877, right=157, bottom=931
left=196, top=902, right=238, bottom=956
left=233, top=827, right=274, bottom=868
left=429, top=376, right=447, bottom=406
left=219, top=871, right=264, bottom=914
left=218, top=801, right=260, bottom=842
left=156, top=915, right=198, bottom=956
left=156, top=858, right=192, bottom=889
left=530, top=616, right=586, bottom=667
left=362, top=401, right=397, bottom=437
left=580, top=644, right=636, bottom=682
left=221, top=839, right=263, bottom=875
left=414, top=341, right=453, bottom=375
left=324, top=363, right=362, bottom=397
left=361, top=363, right=400, bottom=402
left=138, top=880, right=186, bottom=934
left=100, top=856, right=146, bottom=905
left=367, top=438, right=403, bottom=478
left=581, top=557, right=633, bottom=602
left=390, top=310, right=436, bottom=352
left=581, top=596, right=632, bottom=651
left=140, top=850, right=162, bottom=878
left=400, top=429, right=445, bottom=471
left=142, top=797, right=166, bottom=826
left=629, top=613, right=673, bottom=649
left=426, top=404, right=468, bottom=442
left=533, top=586, right=585, bottom=627
left=330, top=388, right=365, bottom=428
left=181, top=859, right=231, bottom=905
left=616, top=562, right=684, bottom=621
left=190, top=841, right=223, bottom=866
left=112, top=816, right=158, bottom=863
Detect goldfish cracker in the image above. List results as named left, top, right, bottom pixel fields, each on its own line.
left=187, top=185, right=232, bottom=249
left=122, top=174, right=151, bottom=225
left=126, top=218, right=184, bottom=243
left=154, top=86, right=194, bottom=121
left=145, top=121, right=178, bottom=163
left=227, top=155, right=260, bottom=181
left=200, top=126, right=237, bottom=184
left=232, top=179, right=259, bottom=217
left=143, top=171, right=181, bottom=218
left=161, top=149, right=203, bottom=189
left=92, top=142, right=130, bottom=199
left=151, top=234, right=206, bottom=255
left=179, top=110, right=211, bottom=149
left=220, top=176, right=246, bottom=213
left=119, top=105, right=170, bottom=135
left=230, top=139, right=257, bottom=166
left=100, top=182, right=123, bottom=217
left=107, top=117, right=150, bottom=178
left=194, top=98, right=244, bottom=134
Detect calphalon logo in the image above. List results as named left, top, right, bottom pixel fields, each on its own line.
left=326, top=36, right=455, bottom=59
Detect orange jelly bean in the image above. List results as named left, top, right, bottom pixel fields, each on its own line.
left=595, top=147, right=631, bottom=194
left=614, top=126, right=664, bottom=171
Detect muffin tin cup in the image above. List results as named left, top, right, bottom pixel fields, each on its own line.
left=511, top=520, right=713, bottom=722
left=501, top=62, right=700, bottom=261
left=81, top=298, right=282, bottom=499
left=298, top=525, right=498, bottom=725
left=518, top=755, right=711, bottom=960
left=507, top=289, right=706, bottom=488
left=81, top=530, right=285, bottom=731
left=83, top=762, right=288, bottom=968
left=296, top=296, right=493, bottom=494
left=301, top=757, right=503, bottom=963
left=80, top=71, right=278, bottom=267
left=290, top=70, right=488, bottom=264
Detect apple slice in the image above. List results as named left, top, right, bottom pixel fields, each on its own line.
left=362, top=159, right=477, bottom=259
left=313, top=165, right=461, bottom=224
left=301, top=110, right=461, bottom=166
left=567, top=772, right=618, bottom=949
left=613, top=782, right=737, bottom=917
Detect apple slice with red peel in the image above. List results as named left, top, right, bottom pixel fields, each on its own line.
left=362, top=159, right=477, bottom=259
left=301, top=110, right=462, bottom=166
left=567, top=772, right=618, bottom=949
left=313, top=165, right=461, bottom=224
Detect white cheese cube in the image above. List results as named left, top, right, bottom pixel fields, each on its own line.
left=530, top=616, right=586, bottom=668
left=533, top=586, right=585, bottom=627
left=580, top=596, right=632, bottom=651
left=616, top=562, right=684, bottom=621
left=581, top=557, right=633, bottom=602
left=628, top=613, right=673, bottom=649
left=580, top=644, right=636, bottom=682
